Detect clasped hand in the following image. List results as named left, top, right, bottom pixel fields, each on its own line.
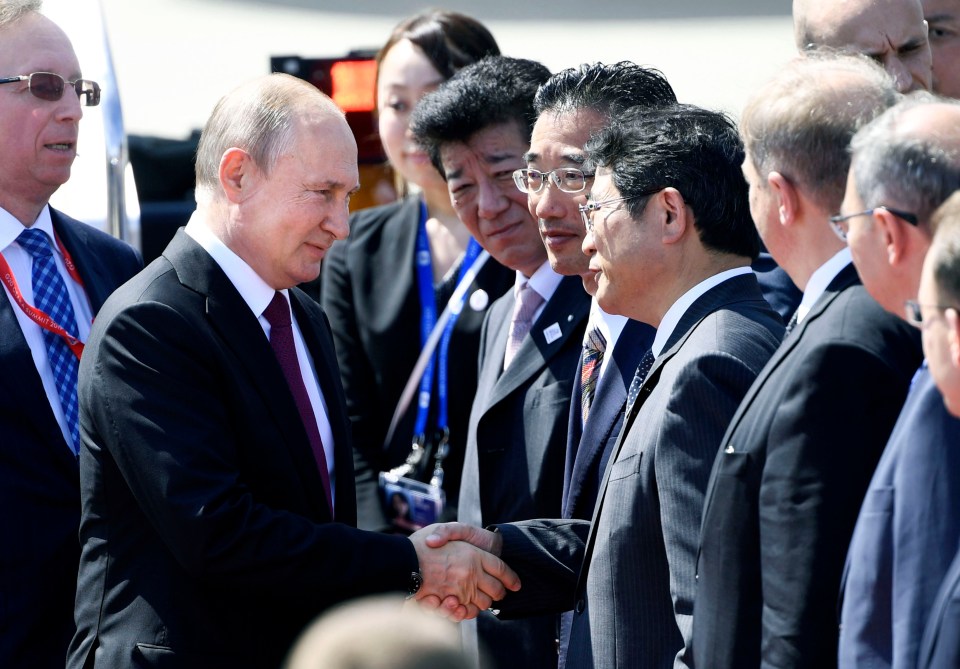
left=408, top=522, right=515, bottom=621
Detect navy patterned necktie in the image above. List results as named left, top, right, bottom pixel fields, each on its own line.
left=17, top=228, right=81, bottom=454
left=263, top=291, right=333, bottom=514
left=626, top=348, right=656, bottom=409
left=580, top=327, right=607, bottom=423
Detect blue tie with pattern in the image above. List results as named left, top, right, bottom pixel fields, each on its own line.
left=626, top=348, right=656, bottom=408
left=18, top=228, right=81, bottom=454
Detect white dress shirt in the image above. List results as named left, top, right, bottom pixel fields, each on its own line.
left=795, top=247, right=852, bottom=325
left=651, top=266, right=753, bottom=358
left=0, top=205, right=93, bottom=449
left=585, top=299, right=629, bottom=385
left=513, top=260, right=564, bottom=323
left=186, top=215, right=336, bottom=506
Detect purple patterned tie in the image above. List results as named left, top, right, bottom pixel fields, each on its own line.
left=17, top=228, right=81, bottom=454
left=263, top=292, right=333, bottom=514
left=580, top=327, right=607, bottom=423
left=504, top=283, right=545, bottom=369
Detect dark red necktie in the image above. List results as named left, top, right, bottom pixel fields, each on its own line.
left=263, top=291, right=333, bottom=515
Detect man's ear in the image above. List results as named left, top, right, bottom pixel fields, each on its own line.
left=219, top=148, right=255, bottom=204
left=872, top=208, right=908, bottom=267
left=661, top=187, right=688, bottom=246
left=768, top=172, right=799, bottom=228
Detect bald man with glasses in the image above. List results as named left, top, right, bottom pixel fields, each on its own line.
left=0, top=1, right=142, bottom=667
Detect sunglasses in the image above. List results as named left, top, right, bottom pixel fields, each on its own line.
left=0, top=72, right=101, bottom=107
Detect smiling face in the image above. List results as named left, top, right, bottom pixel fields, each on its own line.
left=231, top=111, right=359, bottom=289
left=0, top=13, right=84, bottom=223
left=376, top=39, right=446, bottom=191
left=441, top=121, right=546, bottom=276
left=526, top=108, right=606, bottom=294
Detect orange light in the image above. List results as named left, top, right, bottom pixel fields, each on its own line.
left=330, top=60, right=377, bottom=112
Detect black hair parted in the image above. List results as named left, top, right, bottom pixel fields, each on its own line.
left=410, top=56, right=551, bottom=177
left=585, top=104, right=760, bottom=259
left=534, top=61, right=676, bottom=118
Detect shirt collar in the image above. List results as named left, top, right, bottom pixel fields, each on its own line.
left=796, top=247, right=852, bottom=325
left=650, top=265, right=752, bottom=357
left=586, top=298, right=629, bottom=351
left=0, top=204, right=55, bottom=254
left=514, top=260, right=564, bottom=303
left=184, top=213, right=280, bottom=319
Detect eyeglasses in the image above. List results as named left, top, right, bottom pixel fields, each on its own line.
left=0, top=72, right=101, bottom=107
left=904, top=299, right=956, bottom=327
left=513, top=168, right=593, bottom=194
left=828, top=206, right=919, bottom=242
left=579, top=188, right=663, bottom=232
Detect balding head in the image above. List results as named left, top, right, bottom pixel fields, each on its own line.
left=793, top=0, right=932, bottom=92
left=194, top=72, right=345, bottom=203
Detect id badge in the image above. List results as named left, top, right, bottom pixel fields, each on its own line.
left=379, top=471, right=445, bottom=532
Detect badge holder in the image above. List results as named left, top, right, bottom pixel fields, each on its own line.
left=379, top=429, right=448, bottom=532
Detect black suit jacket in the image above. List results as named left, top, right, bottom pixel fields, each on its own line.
left=0, top=208, right=141, bottom=669
left=321, top=197, right=513, bottom=529
left=68, top=230, right=418, bottom=669
left=459, top=273, right=590, bottom=669
left=693, top=264, right=922, bottom=669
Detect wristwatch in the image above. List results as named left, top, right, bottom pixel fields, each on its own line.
left=407, top=571, right=423, bottom=598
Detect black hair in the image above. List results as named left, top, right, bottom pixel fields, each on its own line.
left=534, top=61, right=676, bottom=118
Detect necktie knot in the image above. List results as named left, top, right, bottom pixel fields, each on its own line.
left=18, top=227, right=55, bottom=259
left=580, top=326, right=607, bottom=423
left=263, top=291, right=292, bottom=330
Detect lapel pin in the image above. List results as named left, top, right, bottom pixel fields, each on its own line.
left=543, top=322, right=562, bottom=344
left=469, top=289, right=489, bottom=311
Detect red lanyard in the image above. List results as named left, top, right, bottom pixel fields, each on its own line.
left=0, top=231, right=86, bottom=359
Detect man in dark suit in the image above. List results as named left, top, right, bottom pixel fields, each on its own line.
left=692, top=55, right=923, bottom=669
left=411, top=57, right=590, bottom=669
left=915, top=196, right=960, bottom=669
left=0, top=5, right=142, bottom=667
left=517, top=62, right=671, bottom=667
left=426, top=103, right=786, bottom=669
left=68, top=73, right=518, bottom=669
left=836, top=96, right=960, bottom=669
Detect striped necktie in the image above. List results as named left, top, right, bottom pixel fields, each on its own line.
left=580, top=327, right=607, bottom=423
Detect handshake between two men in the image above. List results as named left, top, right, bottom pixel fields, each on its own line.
left=408, top=523, right=511, bottom=620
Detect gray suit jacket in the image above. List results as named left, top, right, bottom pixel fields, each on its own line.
left=458, top=273, right=590, bottom=669
left=493, top=272, right=784, bottom=669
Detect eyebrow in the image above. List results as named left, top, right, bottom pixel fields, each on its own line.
left=523, top=151, right=587, bottom=166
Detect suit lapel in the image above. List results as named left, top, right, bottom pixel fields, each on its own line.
left=484, top=276, right=589, bottom=409
left=164, top=231, right=331, bottom=520
left=51, top=209, right=112, bottom=311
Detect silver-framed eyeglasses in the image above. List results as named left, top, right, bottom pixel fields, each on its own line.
left=904, top=299, right=956, bottom=327
left=828, top=205, right=918, bottom=242
left=579, top=196, right=639, bottom=232
left=513, top=167, right=593, bottom=194
left=0, top=72, right=101, bottom=107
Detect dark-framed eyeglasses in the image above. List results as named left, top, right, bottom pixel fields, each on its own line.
left=828, top=206, right=918, bottom=242
left=0, top=72, right=101, bottom=107
left=513, top=167, right=593, bottom=195
left=904, top=299, right=957, bottom=327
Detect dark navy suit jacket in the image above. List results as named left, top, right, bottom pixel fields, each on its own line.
left=839, top=367, right=960, bottom=669
left=0, top=208, right=141, bottom=669
left=919, top=543, right=960, bottom=668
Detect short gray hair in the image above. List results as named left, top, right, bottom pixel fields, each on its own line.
left=740, top=51, right=899, bottom=213
left=0, top=0, right=42, bottom=29
left=194, top=73, right=342, bottom=201
left=851, top=94, right=960, bottom=228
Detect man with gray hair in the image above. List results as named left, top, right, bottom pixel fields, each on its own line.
left=793, top=0, right=932, bottom=93
left=0, top=2, right=142, bottom=667
left=693, top=53, right=920, bottom=669
left=837, top=94, right=960, bottom=669
left=68, top=73, right=518, bottom=669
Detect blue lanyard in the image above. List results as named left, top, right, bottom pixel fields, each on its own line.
left=413, top=200, right=483, bottom=439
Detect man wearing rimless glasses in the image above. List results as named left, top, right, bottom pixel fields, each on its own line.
left=838, top=95, right=960, bottom=669
left=0, top=1, right=142, bottom=668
